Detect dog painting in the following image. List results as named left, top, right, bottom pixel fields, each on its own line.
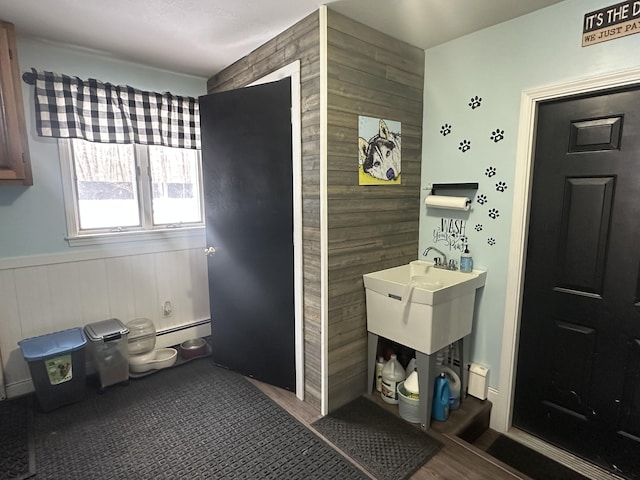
left=358, top=116, right=401, bottom=185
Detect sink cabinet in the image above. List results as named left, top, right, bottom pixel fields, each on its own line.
left=363, top=260, right=486, bottom=429
left=0, top=20, right=32, bottom=186
left=363, top=260, right=486, bottom=355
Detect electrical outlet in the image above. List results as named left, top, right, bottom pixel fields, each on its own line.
left=162, top=300, right=173, bottom=317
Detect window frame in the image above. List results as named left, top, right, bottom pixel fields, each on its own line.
left=58, top=139, right=205, bottom=247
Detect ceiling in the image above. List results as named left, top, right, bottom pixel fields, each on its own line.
left=0, top=0, right=564, bottom=78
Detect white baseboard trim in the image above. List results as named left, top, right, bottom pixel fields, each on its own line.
left=4, top=321, right=212, bottom=400
left=6, top=379, right=34, bottom=399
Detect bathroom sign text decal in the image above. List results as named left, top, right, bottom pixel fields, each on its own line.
left=583, top=1, right=640, bottom=46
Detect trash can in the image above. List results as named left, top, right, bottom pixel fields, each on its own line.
left=84, top=318, right=130, bottom=392
left=18, top=327, right=87, bottom=411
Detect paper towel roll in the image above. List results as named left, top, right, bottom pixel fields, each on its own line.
left=424, top=195, right=470, bottom=211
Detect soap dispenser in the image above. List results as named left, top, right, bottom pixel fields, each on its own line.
left=460, top=245, right=473, bottom=273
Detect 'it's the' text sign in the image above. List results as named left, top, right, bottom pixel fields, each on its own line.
left=583, top=1, right=640, bottom=46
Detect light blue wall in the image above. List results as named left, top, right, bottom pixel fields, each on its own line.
left=421, top=0, right=640, bottom=388
left=0, top=37, right=207, bottom=258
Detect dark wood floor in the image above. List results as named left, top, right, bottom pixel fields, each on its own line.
left=250, top=379, right=530, bottom=480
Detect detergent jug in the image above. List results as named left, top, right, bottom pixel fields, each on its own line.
left=432, top=373, right=451, bottom=421
left=381, top=354, right=405, bottom=404
left=438, top=365, right=461, bottom=410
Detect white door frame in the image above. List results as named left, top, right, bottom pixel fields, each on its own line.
left=249, top=61, right=304, bottom=400
left=0, top=348, right=5, bottom=400
left=494, top=66, right=640, bottom=432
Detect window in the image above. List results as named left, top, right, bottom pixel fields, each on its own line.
left=60, top=138, right=204, bottom=245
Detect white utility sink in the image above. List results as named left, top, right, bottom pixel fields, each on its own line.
left=363, top=260, right=486, bottom=354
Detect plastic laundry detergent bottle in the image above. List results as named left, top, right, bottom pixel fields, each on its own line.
left=432, top=373, right=451, bottom=421
left=381, top=354, right=405, bottom=404
left=438, top=365, right=461, bottom=410
left=375, top=356, right=385, bottom=392
left=405, top=357, right=417, bottom=378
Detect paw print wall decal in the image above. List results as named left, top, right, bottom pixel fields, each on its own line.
left=485, top=166, right=497, bottom=177
left=440, top=124, right=452, bottom=136
left=476, top=194, right=487, bottom=205
left=488, top=208, right=500, bottom=219
left=490, top=128, right=505, bottom=142
left=496, top=181, right=508, bottom=192
left=468, top=96, right=482, bottom=109
left=458, top=139, right=471, bottom=152
left=475, top=224, right=483, bottom=232
left=488, top=238, right=496, bottom=246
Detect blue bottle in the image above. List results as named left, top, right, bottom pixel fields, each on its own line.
left=432, top=373, right=451, bottom=421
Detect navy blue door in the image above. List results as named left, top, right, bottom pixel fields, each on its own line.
left=199, top=78, right=295, bottom=391
left=514, top=86, right=640, bottom=479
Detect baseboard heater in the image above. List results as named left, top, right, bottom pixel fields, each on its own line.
left=154, top=319, right=212, bottom=350
left=157, top=319, right=211, bottom=337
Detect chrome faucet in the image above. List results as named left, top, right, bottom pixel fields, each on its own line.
left=422, top=246, right=457, bottom=270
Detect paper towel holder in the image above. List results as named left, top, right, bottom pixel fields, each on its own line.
left=429, top=182, right=478, bottom=195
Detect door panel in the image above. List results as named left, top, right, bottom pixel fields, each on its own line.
left=199, top=78, right=295, bottom=391
left=547, top=320, right=596, bottom=414
left=554, top=176, right=614, bottom=296
left=514, top=86, right=640, bottom=479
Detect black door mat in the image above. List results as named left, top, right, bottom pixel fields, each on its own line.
left=0, top=395, right=35, bottom=480
left=32, top=359, right=369, bottom=479
left=312, top=396, right=443, bottom=480
left=486, top=434, right=590, bottom=480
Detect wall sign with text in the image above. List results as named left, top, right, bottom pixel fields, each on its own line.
left=583, top=1, right=640, bottom=46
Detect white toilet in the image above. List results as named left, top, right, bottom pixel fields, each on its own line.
left=126, top=318, right=177, bottom=373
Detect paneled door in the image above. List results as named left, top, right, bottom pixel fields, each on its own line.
left=199, top=78, right=295, bottom=392
left=513, top=86, right=640, bottom=479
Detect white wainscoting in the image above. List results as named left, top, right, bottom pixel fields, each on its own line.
left=0, top=245, right=210, bottom=398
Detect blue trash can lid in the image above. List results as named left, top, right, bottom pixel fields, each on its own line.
left=18, top=327, right=87, bottom=361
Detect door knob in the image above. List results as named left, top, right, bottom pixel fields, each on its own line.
left=204, top=246, right=216, bottom=256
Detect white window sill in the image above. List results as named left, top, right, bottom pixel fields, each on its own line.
left=66, top=226, right=206, bottom=248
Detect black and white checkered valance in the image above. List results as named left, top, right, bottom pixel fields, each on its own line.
left=26, top=70, right=200, bottom=149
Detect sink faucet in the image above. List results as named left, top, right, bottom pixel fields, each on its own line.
left=422, top=246, right=447, bottom=268
left=422, top=246, right=458, bottom=270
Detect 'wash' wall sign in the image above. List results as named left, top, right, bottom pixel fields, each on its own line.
left=583, top=1, right=640, bottom=46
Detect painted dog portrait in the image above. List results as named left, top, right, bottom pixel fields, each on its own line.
left=358, top=118, right=401, bottom=184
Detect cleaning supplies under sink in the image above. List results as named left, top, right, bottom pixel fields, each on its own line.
left=432, top=373, right=451, bottom=421
left=438, top=365, right=461, bottom=410
left=381, top=354, right=405, bottom=404
left=404, top=370, right=419, bottom=399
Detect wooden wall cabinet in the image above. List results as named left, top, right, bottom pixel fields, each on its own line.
left=0, top=20, right=32, bottom=186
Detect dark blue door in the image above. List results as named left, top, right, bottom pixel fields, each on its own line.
left=199, top=78, right=295, bottom=391
left=514, top=86, right=640, bottom=479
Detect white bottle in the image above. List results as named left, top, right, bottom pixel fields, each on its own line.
left=381, top=354, right=406, bottom=404
left=375, top=356, right=385, bottom=392
left=405, top=357, right=416, bottom=378
left=460, top=245, right=473, bottom=273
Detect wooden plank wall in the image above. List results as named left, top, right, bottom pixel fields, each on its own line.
left=206, top=12, right=323, bottom=410
left=325, top=10, right=424, bottom=411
